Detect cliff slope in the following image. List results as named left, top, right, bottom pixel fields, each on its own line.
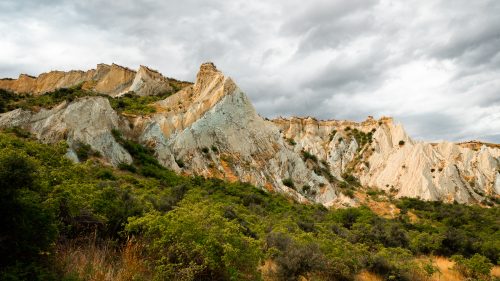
left=0, top=64, right=182, bottom=97
left=0, top=63, right=498, bottom=206
left=274, top=116, right=500, bottom=203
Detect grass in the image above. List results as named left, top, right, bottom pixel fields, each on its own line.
left=55, top=238, right=150, bottom=281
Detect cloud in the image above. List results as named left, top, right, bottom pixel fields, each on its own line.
left=0, top=0, right=499, bottom=142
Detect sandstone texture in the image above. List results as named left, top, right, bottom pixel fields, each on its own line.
left=274, top=116, right=500, bottom=203
left=0, top=63, right=177, bottom=97
left=1, top=63, right=499, bottom=206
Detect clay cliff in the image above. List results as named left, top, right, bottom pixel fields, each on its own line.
left=274, top=116, right=500, bottom=204
left=0, top=63, right=498, bottom=206
left=0, top=63, right=179, bottom=97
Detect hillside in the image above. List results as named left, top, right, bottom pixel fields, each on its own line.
left=0, top=129, right=498, bottom=280
left=0, top=62, right=499, bottom=207
left=0, top=62, right=499, bottom=280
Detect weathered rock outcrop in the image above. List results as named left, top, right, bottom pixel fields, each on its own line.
left=274, top=116, right=500, bottom=203
left=0, top=63, right=176, bottom=97
left=0, top=62, right=498, bottom=206
left=0, top=97, right=132, bottom=166
left=128, top=63, right=340, bottom=205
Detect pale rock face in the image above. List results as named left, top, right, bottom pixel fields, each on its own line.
left=495, top=172, right=500, bottom=194
left=274, top=117, right=500, bottom=204
left=132, top=63, right=340, bottom=205
left=0, top=97, right=132, bottom=166
left=1, top=63, right=499, bottom=206
left=127, top=66, right=173, bottom=96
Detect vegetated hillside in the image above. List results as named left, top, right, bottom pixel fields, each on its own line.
left=1, top=129, right=499, bottom=281
left=1, top=63, right=499, bottom=208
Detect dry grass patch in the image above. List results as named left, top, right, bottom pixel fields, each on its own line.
left=354, top=270, right=384, bottom=281
left=55, top=237, right=150, bottom=281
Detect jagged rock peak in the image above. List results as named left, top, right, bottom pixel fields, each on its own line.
left=0, top=63, right=186, bottom=97
left=194, top=62, right=225, bottom=94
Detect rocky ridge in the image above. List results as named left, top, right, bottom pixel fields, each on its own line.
left=274, top=116, right=500, bottom=204
left=0, top=63, right=499, bottom=206
left=0, top=63, right=184, bottom=97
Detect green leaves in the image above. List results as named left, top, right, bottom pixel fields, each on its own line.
left=0, top=130, right=499, bottom=281
left=128, top=197, right=262, bottom=280
left=452, top=254, right=493, bottom=280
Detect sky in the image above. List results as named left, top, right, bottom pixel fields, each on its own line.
left=0, top=0, right=499, bottom=142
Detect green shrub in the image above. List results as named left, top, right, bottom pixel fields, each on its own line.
left=4, top=126, right=31, bottom=138
left=0, top=130, right=499, bottom=280
left=342, top=173, right=360, bottom=186
left=175, top=158, right=185, bottom=168
left=329, top=130, right=337, bottom=141
left=74, top=142, right=100, bottom=161
left=370, top=248, right=424, bottom=281
left=118, top=162, right=137, bottom=173
left=343, top=189, right=355, bottom=198
left=0, top=151, right=58, bottom=279
left=301, top=150, right=318, bottom=162
left=1, top=84, right=103, bottom=112
left=282, top=178, right=295, bottom=189
left=127, top=200, right=261, bottom=280
left=399, top=140, right=405, bottom=146
left=265, top=233, right=327, bottom=280
left=451, top=254, right=493, bottom=280
left=109, top=91, right=174, bottom=115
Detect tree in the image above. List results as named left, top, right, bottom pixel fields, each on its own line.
left=0, top=151, right=57, bottom=280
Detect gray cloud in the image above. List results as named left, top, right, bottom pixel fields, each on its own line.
left=0, top=0, right=499, bottom=142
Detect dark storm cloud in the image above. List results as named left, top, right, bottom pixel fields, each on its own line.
left=0, top=0, right=499, bottom=142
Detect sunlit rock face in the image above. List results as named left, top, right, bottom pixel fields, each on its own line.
left=0, top=63, right=173, bottom=97
left=274, top=116, right=500, bottom=204
left=1, top=62, right=499, bottom=206
left=129, top=62, right=339, bottom=206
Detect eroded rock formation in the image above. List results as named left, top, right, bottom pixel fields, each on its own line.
left=0, top=63, right=175, bottom=97
left=0, top=62, right=499, bottom=206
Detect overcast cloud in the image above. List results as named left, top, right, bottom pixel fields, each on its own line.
left=0, top=0, right=499, bottom=142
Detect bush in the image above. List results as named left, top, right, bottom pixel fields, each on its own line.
left=343, top=189, right=355, bottom=198
left=301, top=150, right=318, bottom=163
left=127, top=200, right=261, bottom=280
left=370, top=248, right=424, bottom=281
left=451, top=254, right=493, bottom=280
left=118, top=162, right=137, bottom=173
left=409, top=232, right=442, bottom=254
left=265, top=233, right=327, bottom=280
left=1, top=130, right=499, bottom=281
left=175, top=158, right=185, bottom=168
left=108, top=91, right=174, bottom=115
left=0, top=151, right=57, bottom=278
left=342, top=173, right=360, bottom=187
left=398, top=140, right=405, bottom=146
left=282, top=178, right=295, bottom=189
left=74, top=142, right=101, bottom=161
left=4, top=126, right=31, bottom=138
